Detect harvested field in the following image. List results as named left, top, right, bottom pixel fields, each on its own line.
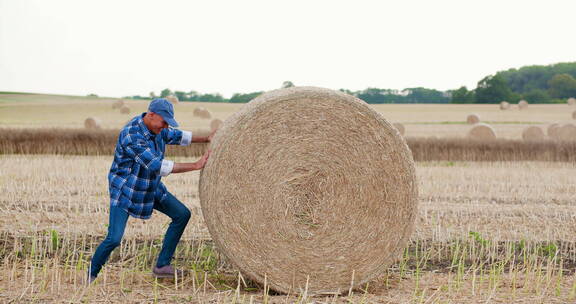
left=1, top=155, right=576, bottom=302
left=2, top=92, right=576, bottom=302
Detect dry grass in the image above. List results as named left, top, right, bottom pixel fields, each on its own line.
left=1, top=156, right=576, bottom=302
left=3, top=128, right=576, bottom=162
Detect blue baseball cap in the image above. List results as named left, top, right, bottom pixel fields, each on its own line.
left=148, top=98, right=179, bottom=127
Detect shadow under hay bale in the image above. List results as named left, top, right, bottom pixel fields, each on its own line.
left=199, top=87, right=418, bottom=295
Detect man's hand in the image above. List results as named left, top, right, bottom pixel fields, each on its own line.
left=195, top=149, right=211, bottom=170
left=170, top=150, right=211, bottom=173
left=208, top=129, right=217, bottom=142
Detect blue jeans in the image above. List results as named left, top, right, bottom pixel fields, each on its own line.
left=89, top=192, right=191, bottom=277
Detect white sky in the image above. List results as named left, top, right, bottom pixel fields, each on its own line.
left=1, top=0, right=575, bottom=98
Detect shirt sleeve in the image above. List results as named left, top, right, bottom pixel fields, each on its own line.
left=161, top=128, right=191, bottom=145
left=123, top=134, right=163, bottom=174
left=160, top=159, right=174, bottom=177
left=180, top=131, right=192, bottom=146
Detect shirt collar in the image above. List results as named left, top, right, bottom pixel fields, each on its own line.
left=137, top=112, right=155, bottom=139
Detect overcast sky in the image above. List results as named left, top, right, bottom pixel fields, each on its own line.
left=1, top=0, right=575, bottom=98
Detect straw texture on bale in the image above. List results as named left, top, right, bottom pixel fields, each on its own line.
left=518, top=100, right=528, bottom=110
left=84, top=117, right=101, bottom=129
left=393, top=122, right=405, bottom=136
left=558, top=124, right=576, bottom=141
left=522, top=126, right=544, bottom=141
left=568, top=97, right=576, bottom=106
left=193, top=107, right=212, bottom=119
left=166, top=95, right=179, bottom=104
left=112, top=99, right=124, bottom=109
left=499, top=101, right=510, bottom=110
left=466, top=114, right=480, bottom=124
left=120, top=106, right=130, bottom=114
left=199, top=87, right=418, bottom=295
left=548, top=124, right=561, bottom=140
left=210, top=119, right=223, bottom=132
left=468, top=123, right=496, bottom=140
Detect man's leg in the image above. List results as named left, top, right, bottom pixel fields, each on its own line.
left=89, top=206, right=129, bottom=278
left=153, top=192, right=191, bottom=268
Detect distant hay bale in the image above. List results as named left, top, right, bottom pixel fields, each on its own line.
left=518, top=100, right=528, bottom=110
left=499, top=101, right=510, bottom=110
left=112, top=99, right=124, bottom=109
left=572, top=110, right=576, bottom=119
left=466, top=114, right=480, bottom=124
left=558, top=124, right=576, bottom=141
left=120, top=105, right=130, bottom=114
left=468, top=123, right=496, bottom=140
left=210, top=118, right=223, bottom=132
left=199, top=87, right=418, bottom=295
left=568, top=97, right=576, bottom=106
left=547, top=123, right=561, bottom=139
left=84, top=117, right=101, bottom=129
left=522, top=126, right=544, bottom=141
left=193, top=107, right=212, bottom=119
left=166, top=95, right=179, bottom=104
left=393, top=122, right=405, bottom=136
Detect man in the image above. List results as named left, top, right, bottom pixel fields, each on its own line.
left=88, top=98, right=212, bottom=283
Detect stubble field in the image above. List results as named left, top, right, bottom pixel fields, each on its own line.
left=1, top=92, right=576, bottom=303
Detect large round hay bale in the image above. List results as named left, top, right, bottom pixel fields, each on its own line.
left=468, top=123, right=496, bottom=140
left=548, top=123, right=561, bottom=139
left=466, top=114, right=480, bottom=124
left=120, top=105, right=130, bottom=114
left=393, top=122, right=405, bottom=136
left=112, top=99, right=124, bottom=109
left=499, top=101, right=510, bottom=110
left=84, top=117, right=101, bottom=129
left=558, top=124, right=576, bottom=141
left=567, top=97, right=576, bottom=106
left=166, top=95, right=179, bottom=104
left=522, top=126, right=544, bottom=141
left=518, top=100, right=528, bottom=110
left=199, top=87, right=418, bottom=295
left=210, top=118, right=223, bottom=132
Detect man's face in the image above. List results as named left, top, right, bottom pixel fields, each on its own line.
left=148, top=112, right=169, bottom=134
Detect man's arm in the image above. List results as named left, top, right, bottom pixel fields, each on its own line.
left=192, top=129, right=217, bottom=143
left=170, top=150, right=211, bottom=174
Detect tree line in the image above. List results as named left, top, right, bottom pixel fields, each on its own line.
left=124, top=62, right=576, bottom=104
left=451, top=62, right=576, bottom=104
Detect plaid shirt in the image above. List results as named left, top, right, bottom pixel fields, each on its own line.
left=108, top=113, right=192, bottom=219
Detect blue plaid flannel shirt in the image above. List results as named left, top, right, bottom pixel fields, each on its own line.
left=108, top=113, right=192, bottom=219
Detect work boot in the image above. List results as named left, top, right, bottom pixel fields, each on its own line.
left=152, top=265, right=186, bottom=278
